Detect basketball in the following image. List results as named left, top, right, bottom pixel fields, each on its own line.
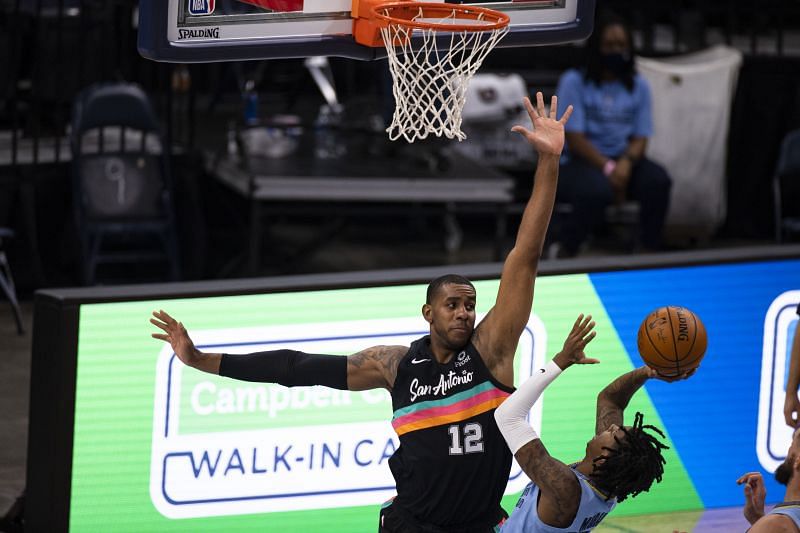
left=636, top=306, right=707, bottom=377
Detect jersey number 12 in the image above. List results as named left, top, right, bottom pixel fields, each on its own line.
left=448, top=423, right=484, bottom=455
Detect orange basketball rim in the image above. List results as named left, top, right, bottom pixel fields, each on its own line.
left=352, top=0, right=510, bottom=47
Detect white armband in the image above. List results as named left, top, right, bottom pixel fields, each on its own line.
left=494, top=360, right=563, bottom=454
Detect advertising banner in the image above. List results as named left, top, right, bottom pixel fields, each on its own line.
left=68, top=260, right=800, bottom=531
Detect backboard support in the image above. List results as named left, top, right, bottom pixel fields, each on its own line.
left=138, top=0, right=595, bottom=62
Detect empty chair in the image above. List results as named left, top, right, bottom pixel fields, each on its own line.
left=70, top=82, right=180, bottom=284
left=774, top=128, right=800, bottom=243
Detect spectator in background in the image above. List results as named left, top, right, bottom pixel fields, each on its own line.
left=738, top=427, right=800, bottom=532
left=554, top=11, right=672, bottom=257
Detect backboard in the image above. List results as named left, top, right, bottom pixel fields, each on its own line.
left=138, top=0, right=595, bottom=62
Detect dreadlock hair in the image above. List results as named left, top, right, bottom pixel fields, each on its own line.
left=426, top=274, right=475, bottom=304
left=590, top=411, right=669, bottom=502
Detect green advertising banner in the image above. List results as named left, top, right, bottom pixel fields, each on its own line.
left=70, top=276, right=701, bottom=532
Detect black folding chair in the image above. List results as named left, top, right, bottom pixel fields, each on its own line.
left=70, top=82, right=180, bottom=284
left=0, top=228, right=24, bottom=335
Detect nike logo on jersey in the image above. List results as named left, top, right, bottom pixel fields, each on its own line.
left=538, top=368, right=546, bottom=373
left=411, top=358, right=431, bottom=364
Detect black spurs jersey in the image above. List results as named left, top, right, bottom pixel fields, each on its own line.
left=388, top=336, right=515, bottom=531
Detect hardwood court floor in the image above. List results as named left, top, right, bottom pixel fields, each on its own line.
left=596, top=506, right=752, bottom=532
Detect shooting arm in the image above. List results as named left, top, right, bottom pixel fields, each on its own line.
left=595, top=367, right=650, bottom=434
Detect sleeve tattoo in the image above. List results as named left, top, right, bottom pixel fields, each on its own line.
left=347, top=345, right=406, bottom=390
left=515, top=440, right=581, bottom=524
left=595, top=368, right=648, bottom=434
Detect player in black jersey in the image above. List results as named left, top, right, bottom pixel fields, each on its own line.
left=151, top=92, right=573, bottom=532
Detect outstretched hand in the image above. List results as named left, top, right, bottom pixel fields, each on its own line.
left=511, top=92, right=573, bottom=156
left=151, top=310, right=201, bottom=367
left=736, top=472, right=766, bottom=525
left=553, top=314, right=599, bottom=370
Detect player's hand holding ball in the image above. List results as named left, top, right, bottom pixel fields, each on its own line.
left=637, top=305, right=707, bottom=379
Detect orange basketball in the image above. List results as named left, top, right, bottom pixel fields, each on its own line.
left=636, top=306, right=707, bottom=377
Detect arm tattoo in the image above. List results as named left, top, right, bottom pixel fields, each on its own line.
left=595, top=368, right=648, bottom=433
left=347, top=345, right=406, bottom=390
left=595, top=403, right=623, bottom=435
left=515, top=440, right=581, bottom=526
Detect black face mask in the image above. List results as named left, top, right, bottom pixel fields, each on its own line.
left=776, top=460, right=794, bottom=485
left=601, top=52, right=633, bottom=78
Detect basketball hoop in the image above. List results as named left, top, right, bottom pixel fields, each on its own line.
left=353, top=1, right=510, bottom=143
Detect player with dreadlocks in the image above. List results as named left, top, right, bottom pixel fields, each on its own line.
left=494, top=314, right=691, bottom=532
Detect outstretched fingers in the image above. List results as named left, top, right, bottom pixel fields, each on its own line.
left=523, top=95, right=539, bottom=122
left=151, top=310, right=181, bottom=343
left=153, top=309, right=176, bottom=325
left=535, top=91, right=546, bottom=119
left=521, top=92, right=572, bottom=124
left=579, top=331, right=597, bottom=349
left=510, top=98, right=534, bottom=136
left=559, top=104, right=574, bottom=125
left=578, top=314, right=595, bottom=337
left=569, top=313, right=599, bottom=364
left=150, top=317, right=169, bottom=333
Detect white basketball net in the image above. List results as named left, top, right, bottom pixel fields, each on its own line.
left=379, top=7, right=509, bottom=143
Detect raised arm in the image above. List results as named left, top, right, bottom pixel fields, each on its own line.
left=495, top=315, right=597, bottom=527
left=595, top=366, right=694, bottom=434
left=784, top=305, right=800, bottom=426
left=150, top=310, right=406, bottom=391
left=473, top=92, right=572, bottom=385
left=595, top=367, right=651, bottom=434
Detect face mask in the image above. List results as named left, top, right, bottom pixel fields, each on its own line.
left=601, top=52, right=632, bottom=77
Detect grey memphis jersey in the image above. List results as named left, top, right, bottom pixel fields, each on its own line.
left=501, top=466, right=617, bottom=533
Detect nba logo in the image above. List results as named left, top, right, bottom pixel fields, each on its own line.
left=188, top=0, right=215, bottom=16
left=757, top=290, right=800, bottom=472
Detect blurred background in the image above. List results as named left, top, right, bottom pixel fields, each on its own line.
left=0, top=0, right=798, bottom=293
